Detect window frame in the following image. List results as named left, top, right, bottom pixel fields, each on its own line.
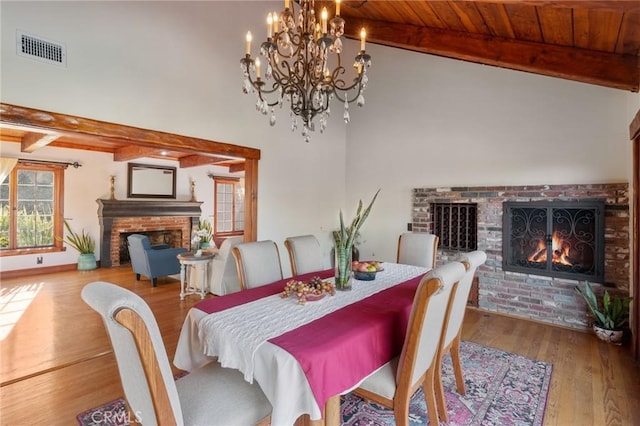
left=0, top=162, right=65, bottom=256
left=213, top=178, right=244, bottom=237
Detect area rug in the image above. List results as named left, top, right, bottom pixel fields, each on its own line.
left=77, top=341, right=552, bottom=425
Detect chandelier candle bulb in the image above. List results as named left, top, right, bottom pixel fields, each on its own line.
left=285, top=0, right=290, bottom=9
left=255, top=58, right=261, bottom=79
left=272, top=13, right=278, bottom=36
left=267, top=13, right=273, bottom=38
left=336, top=0, right=341, bottom=16
left=360, top=28, right=366, bottom=51
left=321, top=7, right=328, bottom=34
left=245, top=31, right=252, bottom=55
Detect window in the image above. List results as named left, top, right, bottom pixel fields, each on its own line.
left=432, top=202, right=477, bottom=251
left=0, top=163, right=64, bottom=254
left=214, top=178, right=244, bottom=236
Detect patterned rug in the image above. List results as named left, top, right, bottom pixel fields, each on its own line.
left=77, top=341, right=552, bottom=425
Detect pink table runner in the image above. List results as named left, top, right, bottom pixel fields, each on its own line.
left=268, top=273, right=426, bottom=410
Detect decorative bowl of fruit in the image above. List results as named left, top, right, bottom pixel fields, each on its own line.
left=352, top=261, right=384, bottom=281
left=280, top=276, right=336, bottom=305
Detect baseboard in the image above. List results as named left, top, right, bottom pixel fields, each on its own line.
left=0, top=262, right=102, bottom=280
left=467, top=306, right=593, bottom=334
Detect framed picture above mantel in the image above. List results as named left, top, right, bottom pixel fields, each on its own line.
left=127, top=163, right=176, bottom=199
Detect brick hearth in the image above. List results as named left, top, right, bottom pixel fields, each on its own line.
left=411, top=183, right=630, bottom=331
left=109, top=216, right=191, bottom=267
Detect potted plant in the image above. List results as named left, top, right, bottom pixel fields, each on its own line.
left=334, top=190, right=380, bottom=291
left=574, top=281, right=632, bottom=345
left=58, top=220, right=97, bottom=270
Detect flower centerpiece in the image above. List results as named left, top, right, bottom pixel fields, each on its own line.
left=191, top=229, right=210, bottom=253
left=334, top=190, right=380, bottom=291
left=281, top=276, right=336, bottom=305
left=196, top=219, right=213, bottom=248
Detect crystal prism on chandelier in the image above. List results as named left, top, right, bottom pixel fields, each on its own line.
left=241, top=0, right=372, bottom=142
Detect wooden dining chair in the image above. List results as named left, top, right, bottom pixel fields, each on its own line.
left=284, top=234, right=325, bottom=276
left=81, top=281, right=272, bottom=426
left=396, top=232, right=439, bottom=269
left=434, top=250, right=487, bottom=421
left=232, top=240, right=283, bottom=291
left=352, top=261, right=467, bottom=426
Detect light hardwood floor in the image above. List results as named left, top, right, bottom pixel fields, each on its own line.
left=1, top=267, right=638, bottom=425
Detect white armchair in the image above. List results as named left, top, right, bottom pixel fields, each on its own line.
left=209, top=236, right=244, bottom=295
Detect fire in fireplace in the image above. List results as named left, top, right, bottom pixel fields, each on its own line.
left=502, top=200, right=605, bottom=282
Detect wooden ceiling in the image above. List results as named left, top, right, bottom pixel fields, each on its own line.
left=338, top=0, right=640, bottom=92
left=1, top=1, right=638, bottom=166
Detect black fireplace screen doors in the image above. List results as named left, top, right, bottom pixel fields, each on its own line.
left=503, top=200, right=605, bottom=282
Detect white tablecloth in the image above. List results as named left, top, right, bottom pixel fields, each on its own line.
left=173, top=263, right=428, bottom=425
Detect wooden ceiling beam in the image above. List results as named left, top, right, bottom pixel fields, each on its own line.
left=21, top=132, right=60, bottom=153
left=452, top=1, right=640, bottom=12
left=113, top=145, right=161, bottom=162
left=0, top=103, right=260, bottom=160
left=345, top=18, right=639, bottom=92
left=228, top=162, right=246, bottom=173
left=179, top=154, right=234, bottom=168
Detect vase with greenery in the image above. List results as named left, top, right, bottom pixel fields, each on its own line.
left=57, top=220, right=97, bottom=270
left=196, top=219, right=213, bottom=248
left=334, top=190, right=380, bottom=290
left=574, top=281, right=632, bottom=344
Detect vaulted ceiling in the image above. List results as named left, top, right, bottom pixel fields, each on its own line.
left=338, top=0, right=640, bottom=92
left=1, top=1, right=638, bottom=165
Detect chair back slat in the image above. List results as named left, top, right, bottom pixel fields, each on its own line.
left=115, top=308, right=178, bottom=426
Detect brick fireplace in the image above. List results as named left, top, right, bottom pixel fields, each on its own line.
left=97, top=199, right=202, bottom=267
left=411, top=183, right=630, bottom=331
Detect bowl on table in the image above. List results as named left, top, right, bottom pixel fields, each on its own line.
left=352, top=261, right=384, bottom=281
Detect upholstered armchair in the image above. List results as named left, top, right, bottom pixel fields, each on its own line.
left=127, top=234, right=187, bottom=287
left=209, top=236, right=244, bottom=295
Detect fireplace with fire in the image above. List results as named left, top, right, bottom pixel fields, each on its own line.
left=502, top=200, right=605, bottom=282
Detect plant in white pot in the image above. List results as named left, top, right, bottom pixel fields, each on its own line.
left=58, top=220, right=97, bottom=270
left=574, top=281, right=632, bottom=345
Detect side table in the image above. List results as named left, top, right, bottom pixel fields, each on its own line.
left=177, top=252, right=215, bottom=300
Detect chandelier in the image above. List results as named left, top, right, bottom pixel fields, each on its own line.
left=241, top=0, right=372, bottom=142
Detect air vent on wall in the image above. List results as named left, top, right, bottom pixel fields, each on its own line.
left=16, top=30, right=67, bottom=67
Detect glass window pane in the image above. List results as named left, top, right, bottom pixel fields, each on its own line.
left=17, top=170, right=35, bottom=185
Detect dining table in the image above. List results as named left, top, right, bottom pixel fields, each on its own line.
left=173, top=262, right=430, bottom=426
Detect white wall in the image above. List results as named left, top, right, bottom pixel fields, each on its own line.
left=1, top=1, right=348, bottom=275
left=346, top=44, right=633, bottom=262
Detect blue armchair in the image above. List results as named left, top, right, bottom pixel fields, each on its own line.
left=127, top=234, right=188, bottom=287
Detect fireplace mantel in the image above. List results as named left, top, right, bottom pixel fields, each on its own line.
left=97, top=199, right=203, bottom=267
left=97, top=199, right=203, bottom=218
